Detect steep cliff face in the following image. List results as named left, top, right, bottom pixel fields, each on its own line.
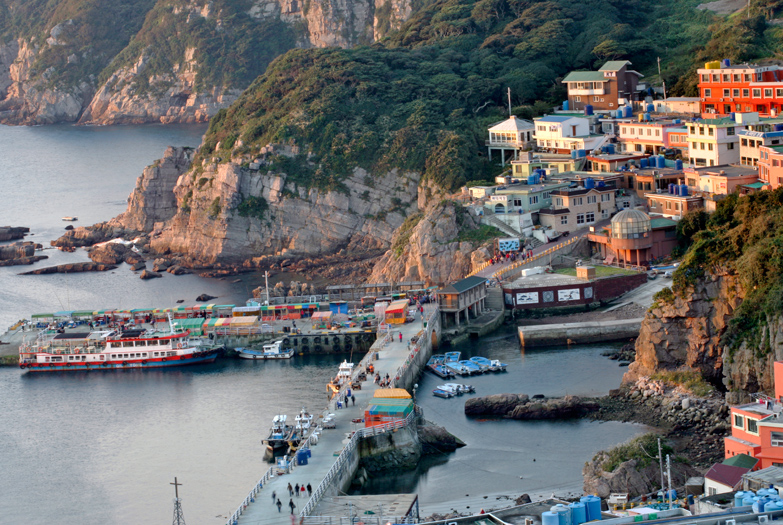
left=0, top=0, right=416, bottom=125
left=108, top=150, right=420, bottom=268
left=368, top=201, right=491, bottom=286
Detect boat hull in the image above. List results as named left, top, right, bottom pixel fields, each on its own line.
left=20, top=352, right=219, bottom=372
left=237, top=350, right=294, bottom=360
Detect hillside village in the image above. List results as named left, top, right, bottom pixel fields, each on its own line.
left=474, top=58, right=783, bottom=271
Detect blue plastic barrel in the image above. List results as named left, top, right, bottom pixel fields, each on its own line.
left=723, top=58, right=731, bottom=68
left=624, top=106, right=633, bottom=118
left=675, top=159, right=683, bottom=170
left=644, top=113, right=651, bottom=121
left=585, top=178, right=595, bottom=189
left=680, top=184, right=688, bottom=196
left=647, top=103, right=655, bottom=113
left=552, top=504, right=571, bottom=525
left=571, top=150, right=578, bottom=159
left=597, top=180, right=606, bottom=188
left=578, top=149, right=587, bottom=158
left=606, top=144, right=615, bottom=154
left=528, top=175, right=536, bottom=185
left=673, top=119, right=681, bottom=124
left=585, top=104, right=594, bottom=116
left=543, top=512, right=560, bottom=525
left=743, top=496, right=757, bottom=507
left=640, top=158, right=649, bottom=168
left=581, top=495, right=601, bottom=521
left=668, top=183, right=676, bottom=194
left=735, top=492, right=747, bottom=508
left=657, top=155, right=666, bottom=168
left=570, top=502, right=587, bottom=525
left=563, top=100, right=570, bottom=111
left=616, top=109, right=623, bottom=118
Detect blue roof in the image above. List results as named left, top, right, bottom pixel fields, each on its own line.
left=537, top=116, right=574, bottom=123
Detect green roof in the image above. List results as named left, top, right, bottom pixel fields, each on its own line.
left=599, top=60, right=631, bottom=71
left=562, top=71, right=607, bottom=83
left=697, top=118, right=736, bottom=127
left=439, top=275, right=487, bottom=294
left=650, top=218, right=678, bottom=229
left=744, top=182, right=767, bottom=189
left=722, top=453, right=758, bottom=470
left=768, top=145, right=783, bottom=153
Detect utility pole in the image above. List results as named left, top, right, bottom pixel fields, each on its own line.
left=264, top=271, right=270, bottom=305
left=666, top=454, right=673, bottom=508
left=657, top=57, right=668, bottom=101
left=508, top=87, right=512, bottom=116
left=658, top=438, right=665, bottom=497
left=171, top=477, right=186, bottom=525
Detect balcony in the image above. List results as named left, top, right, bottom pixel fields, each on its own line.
left=569, top=89, right=606, bottom=96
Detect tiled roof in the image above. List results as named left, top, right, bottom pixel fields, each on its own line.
left=722, top=453, right=759, bottom=470
left=599, top=60, right=631, bottom=71
left=705, top=463, right=750, bottom=489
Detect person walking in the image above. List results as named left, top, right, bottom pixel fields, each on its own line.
left=307, top=483, right=312, bottom=497
left=272, top=490, right=277, bottom=503
left=352, top=395, right=355, bottom=406
left=295, top=483, right=300, bottom=497
left=276, top=499, right=282, bottom=512
left=289, top=498, right=296, bottom=514
left=288, top=482, right=293, bottom=497
left=300, top=485, right=306, bottom=498
left=398, top=332, right=402, bottom=342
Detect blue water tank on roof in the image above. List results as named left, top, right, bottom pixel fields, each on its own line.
left=775, top=124, right=783, bottom=132
left=735, top=492, right=748, bottom=508
left=585, top=178, right=595, bottom=189
left=580, top=496, right=601, bottom=521
left=606, top=144, right=616, bottom=154
left=668, top=183, right=676, bottom=194
left=723, top=58, right=731, bottom=68
left=680, top=184, right=688, bottom=196
left=616, top=109, right=623, bottom=119
left=563, top=100, right=570, bottom=111
left=743, top=496, right=757, bottom=507
left=675, top=159, right=683, bottom=170
left=571, top=150, right=578, bottom=159
left=527, top=175, right=537, bottom=185
left=578, top=149, right=587, bottom=158
left=569, top=502, right=587, bottom=525
left=657, top=156, right=666, bottom=168
left=640, top=158, right=648, bottom=168
left=543, top=512, right=560, bottom=525
left=647, top=103, right=655, bottom=113
left=624, top=106, right=633, bottom=118
left=644, top=113, right=651, bottom=121
left=597, top=180, right=606, bottom=188
left=552, top=504, right=571, bottom=525
left=585, top=104, right=594, bottom=116
left=673, top=119, right=681, bottom=124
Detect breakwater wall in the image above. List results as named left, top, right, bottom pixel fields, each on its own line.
left=216, top=330, right=375, bottom=354
left=393, top=308, right=441, bottom=391
left=518, top=318, right=644, bottom=347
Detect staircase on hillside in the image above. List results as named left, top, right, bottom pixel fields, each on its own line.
left=485, top=287, right=505, bottom=311
left=482, top=214, right=521, bottom=238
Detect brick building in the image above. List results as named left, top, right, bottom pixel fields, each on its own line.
left=562, top=61, right=643, bottom=112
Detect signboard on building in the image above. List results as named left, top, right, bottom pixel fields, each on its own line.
left=558, top=289, right=581, bottom=302
left=498, top=238, right=520, bottom=252
left=516, top=292, right=539, bottom=305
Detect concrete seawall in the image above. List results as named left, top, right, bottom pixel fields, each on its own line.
left=518, top=318, right=644, bottom=347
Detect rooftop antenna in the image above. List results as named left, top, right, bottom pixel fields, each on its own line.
left=657, top=57, right=668, bottom=101
left=507, top=87, right=512, bottom=116
left=171, top=477, right=186, bottom=525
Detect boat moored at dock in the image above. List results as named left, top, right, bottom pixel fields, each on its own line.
left=263, top=414, right=293, bottom=459
left=490, top=359, right=508, bottom=372
left=432, top=388, right=455, bottom=398
left=426, top=354, right=455, bottom=378
left=459, top=359, right=483, bottom=375
left=236, top=340, right=294, bottom=360
left=436, top=383, right=475, bottom=395
left=469, top=356, right=493, bottom=372
left=18, top=323, right=219, bottom=372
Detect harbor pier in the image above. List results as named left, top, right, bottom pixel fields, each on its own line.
left=228, top=305, right=441, bottom=525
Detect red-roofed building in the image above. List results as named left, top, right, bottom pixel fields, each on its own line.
left=705, top=463, right=753, bottom=495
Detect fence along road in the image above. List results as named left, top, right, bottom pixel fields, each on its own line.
left=232, top=306, right=439, bottom=525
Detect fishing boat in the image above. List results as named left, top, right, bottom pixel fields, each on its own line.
left=288, top=407, right=314, bottom=449
left=469, top=356, right=493, bottom=372
left=433, top=388, right=455, bottom=399
left=426, top=354, right=454, bottom=379
left=443, top=351, right=469, bottom=376
left=18, top=320, right=219, bottom=372
left=437, top=383, right=475, bottom=395
left=490, top=359, right=508, bottom=372
left=263, top=414, right=293, bottom=457
left=236, top=340, right=294, bottom=360
left=459, top=359, right=483, bottom=375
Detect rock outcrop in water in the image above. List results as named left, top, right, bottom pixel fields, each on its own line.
left=0, top=226, right=29, bottom=242
left=465, top=394, right=598, bottom=420
left=0, top=241, right=47, bottom=266
left=19, top=262, right=116, bottom=274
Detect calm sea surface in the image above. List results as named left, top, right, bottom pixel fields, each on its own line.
left=0, top=125, right=644, bottom=524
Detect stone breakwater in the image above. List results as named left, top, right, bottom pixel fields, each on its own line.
left=464, top=394, right=599, bottom=420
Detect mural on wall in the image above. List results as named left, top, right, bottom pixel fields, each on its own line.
left=558, top=289, right=580, bottom=301
left=516, top=292, right=539, bottom=305
left=498, top=238, right=521, bottom=252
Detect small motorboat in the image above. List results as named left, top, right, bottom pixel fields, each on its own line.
left=437, top=383, right=475, bottom=395
left=444, top=361, right=470, bottom=376
left=469, top=356, right=493, bottom=372
left=61, top=216, right=78, bottom=221
left=490, top=359, right=508, bottom=372
left=444, top=351, right=461, bottom=363
left=433, top=388, right=455, bottom=399
left=427, top=354, right=455, bottom=378
left=459, top=359, right=483, bottom=375
left=237, top=340, right=294, bottom=359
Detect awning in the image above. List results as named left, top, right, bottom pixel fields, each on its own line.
left=204, top=318, right=233, bottom=328
left=312, top=311, right=333, bottom=319
left=231, top=316, right=258, bottom=326
left=385, top=300, right=409, bottom=314
left=71, top=311, right=96, bottom=318
left=233, top=306, right=261, bottom=313
left=176, top=318, right=208, bottom=330
left=54, top=311, right=75, bottom=317
left=373, top=388, right=412, bottom=399
left=31, top=313, right=55, bottom=319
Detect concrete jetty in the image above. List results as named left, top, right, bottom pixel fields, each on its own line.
left=518, top=318, right=644, bottom=347
left=228, top=305, right=441, bottom=525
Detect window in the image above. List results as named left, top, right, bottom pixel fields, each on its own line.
left=699, top=127, right=705, bottom=135
left=723, top=88, right=730, bottom=98
left=748, top=418, right=758, bottom=434
left=708, top=127, right=714, bottom=136
left=744, top=74, right=751, bottom=82
left=574, top=96, right=581, bottom=102
left=771, top=432, right=783, bottom=447
left=587, top=195, right=597, bottom=204
left=727, top=127, right=735, bottom=136
left=765, top=88, right=774, bottom=98
left=733, top=74, right=741, bottom=82
left=742, top=138, right=748, bottom=146
left=708, top=143, right=713, bottom=151
left=700, top=142, right=705, bottom=150
left=733, top=88, right=740, bottom=97
left=576, top=214, right=585, bottom=224
left=623, top=201, right=630, bottom=208
left=529, top=196, right=539, bottom=205
left=655, top=129, right=660, bottom=137
left=622, top=127, right=627, bottom=134
left=560, top=216, right=568, bottom=225
left=573, top=197, right=583, bottom=205
left=666, top=201, right=671, bottom=210
left=753, top=88, right=762, bottom=98
left=586, top=212, right=595, bottom=222
left=743, top=89, right=750, bottom=98
left=728, top=143, right=734, bottom=150
left=601, top=193, right=611, bottom=202
left=723, top=74, right=730, bottom=82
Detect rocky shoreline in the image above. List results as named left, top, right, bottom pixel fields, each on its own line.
left=465, top=394, right=598, bottom=420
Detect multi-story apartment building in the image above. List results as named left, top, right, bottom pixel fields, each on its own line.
left=562, top=61, right=643, bottom=112
left=617, top=120, right=686, bottom=155
left=698, top=60, right=783, bottom=118
left=758, top=144, right=783, bottom=189
left=538, top=186, right=617, bottom=232
left=737, top=114, right=783, bottom=166
left=533, top=116, right=605, bottom=154
left=686, top=118, right=744, bottom=167
left=486, top=116, right=535, bottom=166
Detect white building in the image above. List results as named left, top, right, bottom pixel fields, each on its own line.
left=487, top=116, right=535, bottom=166
left=687, top=117, right=745, bottom=167
left=533, top=115, right=606, bottom=154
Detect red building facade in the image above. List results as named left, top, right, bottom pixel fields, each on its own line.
left=699, top=61, right=783, bottom=118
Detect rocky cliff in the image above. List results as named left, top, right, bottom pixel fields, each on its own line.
left=0, top=0, right=416, bottom=125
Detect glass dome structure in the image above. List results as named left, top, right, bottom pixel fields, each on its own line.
left=611, top=209, right=651, bottom=239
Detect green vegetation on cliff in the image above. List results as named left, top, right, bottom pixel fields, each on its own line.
left=671, top=188, right=783, bottom=352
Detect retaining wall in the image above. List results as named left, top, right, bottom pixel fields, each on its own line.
left=518, top=318, right=644, bottom=347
